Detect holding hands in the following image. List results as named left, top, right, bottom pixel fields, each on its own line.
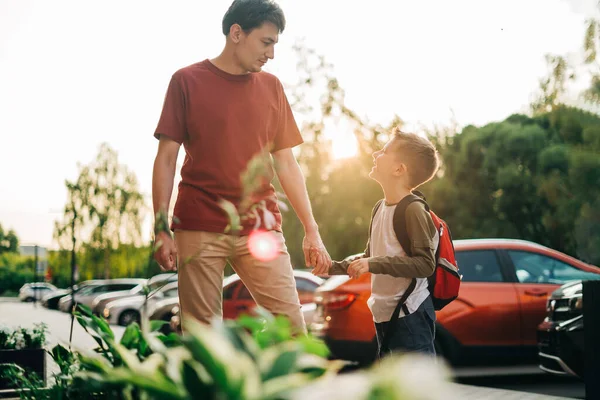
left=303, top=230, right=331, bottom=276
left=347, top=258, right=369, bottom=279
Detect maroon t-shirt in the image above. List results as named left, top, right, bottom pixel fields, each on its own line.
left=154, top=60, right=303, bottom=235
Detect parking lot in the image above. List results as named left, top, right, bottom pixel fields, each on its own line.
left=0, top=298, right=585, bottom=399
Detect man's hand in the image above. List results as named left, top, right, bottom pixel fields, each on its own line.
left=154, top=231, right=178, bottom=271
left=348, top=258, right=369, bottom=279
left=303, top=230, right=331, bottom=275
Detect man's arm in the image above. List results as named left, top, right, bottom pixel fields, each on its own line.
left=272, top=148, right=331, bottom=271
left=152, top=137, right=180, bottom=271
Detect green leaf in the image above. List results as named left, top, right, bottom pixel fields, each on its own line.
left=182, top=318, right=260, bottom=399
left=50, top=344, right=72, bottom=363
left=150, top=320, right=169, bottom=332
left=120, top=323, right=141, bottom=349
left=77, top=365, right=186, bottom=400
left=261, top=347, right=299, bottom=381
left=182, top=360, right=215, bottom=399
left=261, top=372, right=314, bottom=400
left=218, top=199, right=241, bottom=233
left=296, top=336, right=330, bottom=358
left=105, top=341, right=142, bottom=370
left=158, top=332, right=182, bottom=348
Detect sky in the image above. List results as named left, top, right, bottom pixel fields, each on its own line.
left=0, top=0, right=598, bottom=249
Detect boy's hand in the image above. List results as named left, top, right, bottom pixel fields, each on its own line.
left=348, top=258, right=369, bottom=279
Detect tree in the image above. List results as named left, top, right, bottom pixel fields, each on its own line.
left=54, top=143, right=145, bottom=278
left=279, top=42, right=399, bottom=266
left=423, top=106, right=600, bottom=265
left=583, top=4, right=600, bottom=103
left=531, top=55, right=576, bottom=115
left=0, top=223, right=19, bottom=254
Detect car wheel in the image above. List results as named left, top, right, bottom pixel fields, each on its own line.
left=24, top=297, right=35, bottom=302
left=118, top=310, right=141, bottom=326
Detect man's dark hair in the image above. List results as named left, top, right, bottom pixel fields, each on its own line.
left=222, top=0, right=286, bottom=35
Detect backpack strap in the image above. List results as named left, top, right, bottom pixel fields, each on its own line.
left=380, top=278, right=417, bottom=356
left=365, top=199, right=384, bottom=257
left=392, top=193, right=429, bottom=257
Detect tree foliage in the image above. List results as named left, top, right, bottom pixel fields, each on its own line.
left=53, top=143, right=145, bottom=279
left=279, top=44, right=600, bottom=268
left=0, top=223, right=19, bottom=254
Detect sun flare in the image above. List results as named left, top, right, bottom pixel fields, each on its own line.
left=331, top=136, right=358, bottom=160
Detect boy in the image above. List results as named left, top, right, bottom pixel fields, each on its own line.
left=323, top=128, right=440, bottom=357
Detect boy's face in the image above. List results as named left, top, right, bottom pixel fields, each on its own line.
left=369, top=139, right=406, bottom=184
left=232, top=22, right=278, bottom=73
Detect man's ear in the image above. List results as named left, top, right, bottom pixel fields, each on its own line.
left=229, top=24, right=243, bottom=43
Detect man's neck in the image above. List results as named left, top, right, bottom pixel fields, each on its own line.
left=211, top=51, right=249, bottom=75
left=382, top=185, right=412, bottom=205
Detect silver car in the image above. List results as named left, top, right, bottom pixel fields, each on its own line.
left=19, top=282, right=58, bottom=302
left=102, top=281, right=179, bottom=326
left=91, top=275, right=177, bottom=315
left=57, top=279, right=146, bottom=313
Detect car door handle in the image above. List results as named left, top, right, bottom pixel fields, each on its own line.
left=236, top=305, right=248, bottom=310
left=524, top=290, right=548, bottom=297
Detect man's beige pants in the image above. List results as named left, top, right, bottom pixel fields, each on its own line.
left=174, top=230, right=307, bottom=334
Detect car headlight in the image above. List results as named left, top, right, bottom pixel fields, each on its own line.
left=546, top=299, right=555, bottom=313
left=569, top=295, right=583, bottom=311
left=103, top=308, right=110, bottom=319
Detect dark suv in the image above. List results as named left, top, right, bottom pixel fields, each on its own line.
left=537, top=280, right=596, bottom=378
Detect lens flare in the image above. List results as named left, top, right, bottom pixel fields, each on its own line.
left=248, top=230, right=279, bottom=262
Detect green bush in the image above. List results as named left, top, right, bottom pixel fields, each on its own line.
left=0, top=253, right=35, bottom=295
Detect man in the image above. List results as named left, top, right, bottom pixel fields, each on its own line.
left=152, top=0, right=330, bottom=334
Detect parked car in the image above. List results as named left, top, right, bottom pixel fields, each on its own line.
left=41, top=280, right=101, bottom=310
left=58, top=279, right=147, bottom=312
left=102, top=281, right=179, bottom=326
left=18, top=283, right=58, bottom=302
left=92, top=274, right=178, bottom=315
left=310, top=239, right=600, bottom=365
left=537, top=279, right=598, bottom=378
left=150, top=270, right=325, bottom=332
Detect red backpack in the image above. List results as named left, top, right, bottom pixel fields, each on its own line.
left=373, top=191, right=461, bottom=311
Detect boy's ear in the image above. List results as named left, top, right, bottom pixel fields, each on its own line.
left=394, top=163, right=407, bottom=177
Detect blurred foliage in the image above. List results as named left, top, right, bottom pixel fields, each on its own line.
left=0, top=253, right=34, bottom=295
left=0, top=223, right=19, bottom=254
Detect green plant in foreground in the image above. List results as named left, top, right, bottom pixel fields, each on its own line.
left=74, top=305, right=339, bottom=400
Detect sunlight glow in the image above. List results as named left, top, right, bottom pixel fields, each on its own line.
left=331, top=135, right=358, bottom=160
left=248, top=230, right=279, bottom=262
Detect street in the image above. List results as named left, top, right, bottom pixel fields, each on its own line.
left=0, top=299, right=585, bottom=399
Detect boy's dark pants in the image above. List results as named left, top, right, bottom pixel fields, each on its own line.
left=375, top=295, right=436, bottom=358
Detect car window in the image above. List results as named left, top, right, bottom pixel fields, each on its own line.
left=163, top=289, right=178, bottom=298
left=106, top=284, right=137, bottom=292
left=87, top=285, right=108, bottom=294
left=455, top=250, right=504, bottom=283
left=237, top=284, right=253, bottom=300
left=295, top=278, right=319, bottom=295
left=223, top=282, right=239, bottom=300
left=508, top=251, right=600, bottom=284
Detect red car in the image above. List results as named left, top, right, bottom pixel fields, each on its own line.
left=150, top=270, right=324, bottom=331
left=310, top=239, right=600, bottom=365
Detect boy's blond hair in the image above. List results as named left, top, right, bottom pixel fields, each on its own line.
left=390, top=127, right=440, bottom=189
